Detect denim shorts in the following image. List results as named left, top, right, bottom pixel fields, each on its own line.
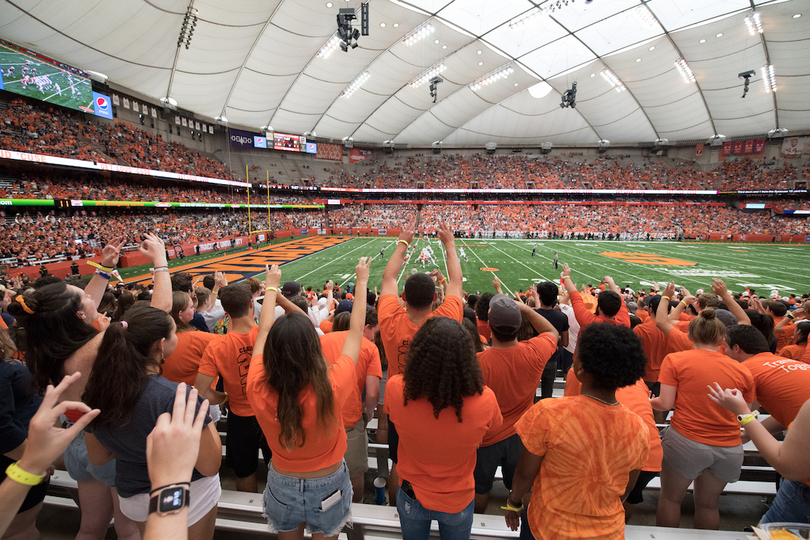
left=63, top=430, right=116, bottom=488
left=263, top=461, right=352, bottom=536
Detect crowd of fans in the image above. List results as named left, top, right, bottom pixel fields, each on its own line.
left=2, top=227, right=809, bottom=540
left=0, top=99, right=235, bottom=179
left=1, top=95, right=805, bottom=193
left=3, top=200, right=807, bottom=267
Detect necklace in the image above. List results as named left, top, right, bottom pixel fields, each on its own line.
left=582, top=393, right=619, bottom=406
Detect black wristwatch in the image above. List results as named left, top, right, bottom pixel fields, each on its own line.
left=148, top=484, right=190, bottom=516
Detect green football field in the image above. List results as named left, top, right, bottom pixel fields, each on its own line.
left=0, top=48, right=94, bottom=111
left=248, top=238, right=810, bottom=298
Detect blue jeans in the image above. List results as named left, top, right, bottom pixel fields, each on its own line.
left=397, top=486, right=474, bottom=540
left=761, top=479, right=810, bottom=524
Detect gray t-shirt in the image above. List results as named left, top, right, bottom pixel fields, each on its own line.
left=88, top=375, right=212, bottom=498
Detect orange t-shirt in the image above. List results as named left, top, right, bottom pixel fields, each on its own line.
left=570, top=290, right=630, bottom=330
left=515, top=396, right=649, bottom=540
left=477, top=333, right=556, bottom=446
left=319, top=331, right=382, bottom=426
left=776, top=318, right=795, bottom=353
left=378, top=294, right=463, bottom=377
left=319, top=319, right=333, bottom=334
left=564, top=375, right=663, bottom=473
left=637, top=310, right=649, bottom=322
left=780, top=343, right=807, bottom=361
left=383, top=375, right=502, bottom=513
left=633, top=319, right=669, bottom=383
left=667, top=327, right=694, bottom=354
left=801, top=344, right=810, bottom=365
left=246, top=353, right=355, bottom=473
left=659, top=349, right=755, bottom=446
left=197, top=325, right=259, bottom=417
left=742, top=353, right=810, bottom=428
left=164, top=331, right=221, bottom=386
left=477, top=318, right=491, bottom=342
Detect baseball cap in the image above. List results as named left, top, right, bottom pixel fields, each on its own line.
left=335, top=300, right=353, bottom=315
left=715, top=309, right=738, bottom=328
left=487, top=294, right=522, bottom=335
left=281, top=281, right=301, bottom=297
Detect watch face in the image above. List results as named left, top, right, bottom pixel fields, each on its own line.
left=158, top=487, right=185, bottom=513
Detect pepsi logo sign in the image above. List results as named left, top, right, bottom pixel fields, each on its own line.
left=95, top=96, right=109, bottom=112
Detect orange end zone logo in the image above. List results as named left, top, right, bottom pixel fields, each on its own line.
left=479, top=267, right=499, bottom=272
left=599, top=252, right=697, bottom=266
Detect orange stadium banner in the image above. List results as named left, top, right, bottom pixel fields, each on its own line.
left=316, top=143, right=343, bottom=161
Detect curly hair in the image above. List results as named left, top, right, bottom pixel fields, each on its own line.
left=577, top=323, right=646, bottom=390
left=402, top=317, right=484, bottom=422
left=475, top=293, right=493, bottom=322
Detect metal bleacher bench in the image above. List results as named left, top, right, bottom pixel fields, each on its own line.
left=46, top=472, right=752, bottom=540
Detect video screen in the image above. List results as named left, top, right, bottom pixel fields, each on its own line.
left=305, top=142, right=317, bottom=154
left=0, top=40, right=94, bottom=114
left=274, top=133, right=301, bottom=152
left=254, top=136, right=267, bottom=149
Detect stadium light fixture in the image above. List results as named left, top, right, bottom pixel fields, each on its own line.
left=342, top=71, right=370, bottom=98
left=674, top=58, right=695, bottom=84
left=508, top=8, right=547, bottom=30
left=633, top=6, right=657, bottom=28
left=761, top=64, right=776, bottom=93
left=215, top=115, right=228, bottom=124
left=317, top=35, right=341, bottom=59
left=409, top=62, right=447, bottom=88
left=600, top=68, right=626, bottom=92
left=402, top=22, right=434, bottom=46
left=470, top=65, right=515, bottom=91
left=745, top=11, right=763, bottom=35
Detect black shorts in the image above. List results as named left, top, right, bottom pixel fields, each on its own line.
left=474, top=433, right=523, bottom=493
left=626, top=470, right=658, bottom=505
left=388, top=418, right=399, bottom=464
left=226, top=412, right=271, bottom=478
left=0, top=455, right=49, bottom=512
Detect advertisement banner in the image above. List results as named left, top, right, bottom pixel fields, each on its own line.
left=316, top=143, right=343, bottom=161
left=92, top=92, right=113, bottom=120
left=349, top=148, right=373, bottom=163
left=781, top=136, right=810, bottom=158
left=229, top=128, right=256, bottom=148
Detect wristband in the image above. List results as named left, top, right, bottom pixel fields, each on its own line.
left=679, top=300, right=688, bottom=307
left=88, top=261, right=114, bottom=273
left=95, top=269, right=111, bottom=280
left=265, top=286, right=279, bottom=293
left=153, top=267, right=170, bottom=273
left=398, top=239, right=409, bottom=247
left=738, top=410, right=759, bottom=426
left=501, top=497, right=524, bottom=512
left=5, top=462, right=45, bottom=486
left=661, top=295, right=671, bottom=301
left=438, top=277, right=447, bottom=284
left=787, top=312, right=795, bottom=319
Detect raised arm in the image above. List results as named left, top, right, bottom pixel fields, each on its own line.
left=381, top=221, right=414, bottom=296
left=253, top=264, right=281, bottom=356
left=603, top=275, right=621, bottom=295
left=711, top=279, right=750, bottom=326
left=85, top=236, right=125, bottom=310
left=561, top=263, right=576, bottom=294
left=655, top=282, right=676, bottom=336
left=709, top=385, right=810, bottom=481
left=140, top=234, right=171, bottom=313
left=340, top=258, right=370, bottom=365
left=437, top=221, right=462, bottom=298
left=518, top=302, right=559, bottom=343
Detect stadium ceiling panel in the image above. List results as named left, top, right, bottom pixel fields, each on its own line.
left=0, top=0, right=807, bottom=146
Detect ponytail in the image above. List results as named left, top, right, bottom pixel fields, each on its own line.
left=83, top=305, right=173, bottom=429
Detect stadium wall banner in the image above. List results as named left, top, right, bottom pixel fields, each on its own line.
left=319, top=187, right=719, bottom=195
left=349, top=148, right=373, bottom=163
left=781, top=136, right=810, bottom=158
left=230, top=128, right=257, bottom=149
left=316, top=143, right=343, bottom=161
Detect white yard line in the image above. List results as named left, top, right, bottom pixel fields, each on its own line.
left=467, top=244, right=513, bottom=296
